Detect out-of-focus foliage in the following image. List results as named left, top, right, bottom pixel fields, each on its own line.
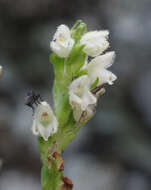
left=0, top=0, right=151, bottom=190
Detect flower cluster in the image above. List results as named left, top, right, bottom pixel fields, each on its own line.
left=50, top=23, right=117, bottom=122
left=31, top=21, right=117, bottom=141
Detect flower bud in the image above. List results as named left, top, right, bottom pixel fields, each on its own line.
left=80, top=30, right=109, bottom=57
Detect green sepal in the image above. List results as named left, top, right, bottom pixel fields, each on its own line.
left=66, top=42, right=86, bottom=78
left=76, top=69, right=88, bottom=78
left=91, top=77, right=99, bottom=90
left=71, top=20, right=87, bottom=42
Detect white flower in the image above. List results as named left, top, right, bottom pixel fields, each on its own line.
left=50, top=24, right=75, bottom=58
left=32, top=101, right=58, bottom=141
left=69, top=75, right=97, bottom=122
left=86, top=51, right=117, bottom=86
left=80, top=30, right=110, bottom=57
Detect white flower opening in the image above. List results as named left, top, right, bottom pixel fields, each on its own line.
left=50, top=24, right=75, bottom=58
left=32, top=101, right=58, bottom=141
left=80, top=30, right=109, bottom=57
left=69, top=75, right=97, bottom=122
left=86, top=51, right=117, bottom=86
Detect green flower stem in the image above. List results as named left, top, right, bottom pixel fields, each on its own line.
left=38, top=124, right=84, bottom=190
left=38, top=21, right=87, bottom=190
left=38, top=135, right=63, bottom=190
left=38, top=120, right=85, bottom=190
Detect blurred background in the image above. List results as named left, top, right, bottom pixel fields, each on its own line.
left=0, top=0, right=151, bottom=189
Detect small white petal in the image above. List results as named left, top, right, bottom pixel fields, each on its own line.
left=98, top=69, right=117, bottom=85
left=50, top=24, right=74, bottom=58
left=32, top=119, right=39, bottom=135
left=81, top=91, right=96, bottom=110
left=80, top=30, right=110, bottom=57
left=81, top=31, right=109, bottom=42
left=38, top=122, right=56, bottom=141
left=88, top=51, right=116, bottom=69
left=54, top=25, right=70, bottom=38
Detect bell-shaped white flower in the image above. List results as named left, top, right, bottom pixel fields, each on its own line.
left=86, top=51, right=117, bottom=86
left=69, top=75, right=97, bottom=122
left=50, top=24, right=75, bottom=58
left=80, top=30, right=109, bottom=57
left=32, top=101, right=58, bottom=141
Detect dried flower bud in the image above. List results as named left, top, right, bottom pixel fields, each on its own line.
left=61, top=176, right=73, bottom=190
left=52, top=152, right=64, bottom=171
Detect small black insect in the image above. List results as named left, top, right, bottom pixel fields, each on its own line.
left=25, top=90, right=42, bottom=111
